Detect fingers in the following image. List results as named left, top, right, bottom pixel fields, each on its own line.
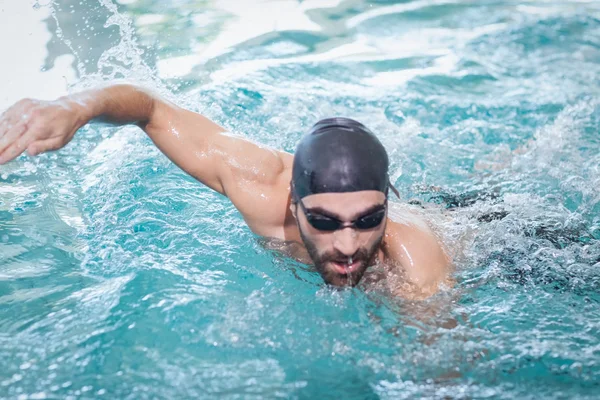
left=0, top=121, right=28, bottom=164
left=0, top=113, right=17, bottom=139
left=26, top=137, right=65, bottom=157
left=0, top=99, right=32, bottom=134
left=0, top=133, right=66, bottom=165
left=0, top=98, right=76, bottom=164
left=0, top=99, right=35, bottom=160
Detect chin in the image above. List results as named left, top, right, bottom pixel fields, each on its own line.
left=325, top=275, right=354, bottom=287
left=298, top=224, right=381, bottom=288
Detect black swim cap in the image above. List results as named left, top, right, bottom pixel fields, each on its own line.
left=292, top=117, right=393, bottom=199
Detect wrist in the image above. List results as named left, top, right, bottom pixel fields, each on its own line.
left=61, top=90, right=102, bottom=128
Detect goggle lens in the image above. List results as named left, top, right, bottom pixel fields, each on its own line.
left=305, top=207, right=386, bottom=231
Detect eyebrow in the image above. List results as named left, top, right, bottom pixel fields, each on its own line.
left=305, top=203, right=386, bottom=221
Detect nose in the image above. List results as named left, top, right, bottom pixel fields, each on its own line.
left=332, top=227, right=360, bottom=257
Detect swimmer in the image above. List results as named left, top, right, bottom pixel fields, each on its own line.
left=0, top=84, right=451, bottom=298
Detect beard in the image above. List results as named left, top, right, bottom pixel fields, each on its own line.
left=298, top=225, right=384, bottom=287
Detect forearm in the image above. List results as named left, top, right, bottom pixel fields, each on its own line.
left=0, top=81, right=231, bottom=196
left=0, top=83, right=173, bottom=164
left=64, top=83, right=159, bottom=129
left=71, top=83, right=231, bottom=193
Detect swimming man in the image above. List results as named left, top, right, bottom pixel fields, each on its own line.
left=0, top=84, right=451, bottom=298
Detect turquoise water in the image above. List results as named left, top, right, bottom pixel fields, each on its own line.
left=1, top=0, right=600, bottom=398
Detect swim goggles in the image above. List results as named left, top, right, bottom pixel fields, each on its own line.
left=296, top=196, right=387, bottom=231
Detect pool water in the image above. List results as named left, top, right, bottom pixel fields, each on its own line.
left=1, top=0, right=599, bottom=398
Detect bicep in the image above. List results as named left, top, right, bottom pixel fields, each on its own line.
left=144, top=103, right=285, bottom=197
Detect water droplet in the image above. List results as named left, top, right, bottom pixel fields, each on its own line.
left=19, top=362, right=31, bottom=370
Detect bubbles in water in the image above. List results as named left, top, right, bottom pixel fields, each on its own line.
left=4, top=1, right=599, bottom=398
left=23, top=161, right=37, bottom=174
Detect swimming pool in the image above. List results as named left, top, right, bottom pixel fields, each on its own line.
left=1, top=0, right=599, bottom=398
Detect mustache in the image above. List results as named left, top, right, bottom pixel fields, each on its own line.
left=320, top=248, right=369, bottom=264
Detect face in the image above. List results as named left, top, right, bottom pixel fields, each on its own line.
left=293, top=191, right=387, bottom=287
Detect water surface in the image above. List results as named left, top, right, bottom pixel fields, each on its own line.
left=1, top=0, right=599, bottom=398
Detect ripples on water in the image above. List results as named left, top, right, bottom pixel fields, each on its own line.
left=1, top=0, right=599, bottom=398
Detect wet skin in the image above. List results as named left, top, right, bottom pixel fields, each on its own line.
left=293, top=191, right=387, bottom=287
left=0, top=83, right=451, bottom=299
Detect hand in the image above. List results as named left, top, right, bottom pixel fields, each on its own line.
left=0, top=97, right=85, bottom=164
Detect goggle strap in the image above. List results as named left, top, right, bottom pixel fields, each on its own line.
left=388, top=180, right=400, bottom=199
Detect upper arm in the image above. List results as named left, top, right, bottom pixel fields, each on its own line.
left=142, top=99, right=292, bottom=233
left=384, top=218, right=452, bottom=296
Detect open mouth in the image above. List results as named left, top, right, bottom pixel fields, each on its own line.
left=329, top=260, right=361, bottom=275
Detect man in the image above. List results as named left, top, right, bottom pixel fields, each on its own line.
left=0, top=84, right=451, bottom=298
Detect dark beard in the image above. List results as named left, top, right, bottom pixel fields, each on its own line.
left=298, top=225, right=383, bottom=287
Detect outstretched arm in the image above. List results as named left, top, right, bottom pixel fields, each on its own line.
left=0, top=84, right=293, bottom=235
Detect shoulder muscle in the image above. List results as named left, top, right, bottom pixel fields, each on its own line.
left=384, top=216, right=452, bottom=295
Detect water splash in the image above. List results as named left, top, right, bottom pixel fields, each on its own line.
left=2, top=1, right=600, bottom=399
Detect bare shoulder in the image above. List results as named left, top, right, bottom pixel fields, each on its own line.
left=224, top=147, right=295, bottom=238
left=382, top=203, right=453, bottom=296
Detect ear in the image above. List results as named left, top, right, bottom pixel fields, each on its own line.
left=289, top=181, right=298, bottom=220
left=289, top=202, right=298, bottom=220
